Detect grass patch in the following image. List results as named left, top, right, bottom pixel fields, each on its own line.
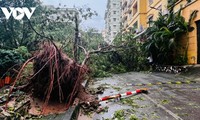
left=111, top=86, right=122, bottom=91
left=121, top=97, right=139, bottom=108
left=160, top=99, right=170, bottom=104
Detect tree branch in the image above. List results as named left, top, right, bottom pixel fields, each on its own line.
left=27, top=19, right=61, bottom=59
left=79, top=43, right=132, bottom=65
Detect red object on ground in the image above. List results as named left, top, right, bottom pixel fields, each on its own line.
left=100, top=88, right=148, bottom=102
left=5, top=76, right=11, bottom=85
left=136, top=89, right=141, bottom=93
left=0, top=79, right=5, bottom=88
left=126, top=91, right=132, bottom=95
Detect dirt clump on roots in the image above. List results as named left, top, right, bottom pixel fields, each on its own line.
left=8, top=41, right=98, bottom=114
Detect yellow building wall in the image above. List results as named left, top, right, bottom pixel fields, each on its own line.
left=173, top=0, right=188, bottom=12
left=140, top=13, right=148, bottom=29
left=139, top=0, right=147, bottom=13
left=127, top=0, right=147, bottom=30
left=146, top=0, right=200, bottom=64
left=128, top=15, right=147, bottom=29
left=128, top=17, right=139, bottom=30
left=174, top=0, right=200, bottom=64
left=139, top=0, right=147, bottom=29
left=123, top=0, right=200, bottom=64
left=147, top=0, right=168, bottom=24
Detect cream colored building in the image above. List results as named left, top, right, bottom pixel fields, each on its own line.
left=104, top=0, right=122, bottom=44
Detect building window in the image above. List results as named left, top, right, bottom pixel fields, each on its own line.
left=113, top=11, right=116, bottom=14
left=158, top=5, right=162, bottom=12
left=132, top=2, right=138, bottom=15
left=133, top=21, right=138, bottom=30
left=149, top=0, right=153, bottom=5
left=113, top=25, right=116, bottom=28
left=129, top=10, right=132, bottom=20
left=124, top=15, right=128, bottom=21
left=113, top=18, right=116, bottom=21
left=187, top=0, right=192, bottom=3
left=113, top=3, right=116, bottom=7
left=148, top=15, right=153, bottom=26
left=113, top=32, right=117, bottom=35
left=128, top=27, right=133, bottom=32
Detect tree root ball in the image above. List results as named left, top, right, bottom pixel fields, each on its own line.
left=23, top=41, right=93, bottom=109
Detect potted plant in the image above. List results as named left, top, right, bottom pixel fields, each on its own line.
left=5, top=72, right=11, bottom=85
left=0, top=78, right=5, bottom=88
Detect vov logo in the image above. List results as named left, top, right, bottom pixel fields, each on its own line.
left=1, top=7, right=36, bottom=20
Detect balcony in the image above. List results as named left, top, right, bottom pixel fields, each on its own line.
left=122, top=7, right=129, bottom=15
left=122, top=15, right=128, bottom=22
left=128, top=0, right=135, bottom=7
left=122, top=21, right=128, bottom=28
left=122, top=0, right=128, bottom=9
left=127, top=9, right=132, bottom=14
left=128, top=13, right=133, bottom=21
left=132, top=2, right=138, bottom=16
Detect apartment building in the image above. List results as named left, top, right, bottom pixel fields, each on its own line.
left=42, top=5, right=80, bottom=25
left=122, top=0, right=200, bottom=64
left=174, top=0, right=200, bottom=64
left=146, top=0, right=168, bottom=25
left=122, top=0, right=168, bottom=31
left=122, top=0, right=148, bottom=32
left=104, top=0, right=121, bottom=44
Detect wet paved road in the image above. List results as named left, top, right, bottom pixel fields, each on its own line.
left=88, top=72, right=200, bottom=120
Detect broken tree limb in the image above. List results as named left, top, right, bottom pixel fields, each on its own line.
left=78, top=43, right=135, bottom=66
left=7, top=57, right=35, bottom=105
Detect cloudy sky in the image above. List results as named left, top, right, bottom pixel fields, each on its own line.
left=42, top=0, right=107, bottom=31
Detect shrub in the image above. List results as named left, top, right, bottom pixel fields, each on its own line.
left=14, top=46, right=31, bottom=59
left=0, top=49, right=25, bottom=77
left=89, top=32, right=148, bottom=77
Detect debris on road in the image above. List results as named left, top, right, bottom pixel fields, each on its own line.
left=99, top=88, right=148, bottom=102
left=85, top=72, right=200, bottom=120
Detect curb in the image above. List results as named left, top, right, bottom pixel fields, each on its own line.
left=40, top=79, right=89, bottom=120
left=61, top=105, right=80, bottom=120
left=61, top=79, right=89, bottom=120
left=40, top=104, right=80, bottom=120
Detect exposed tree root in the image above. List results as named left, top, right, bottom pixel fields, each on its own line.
left=8, top=41, right=98, bottom=113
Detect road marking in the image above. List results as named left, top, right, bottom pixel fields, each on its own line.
left=115, top=74, right=197, bottom=87
left=114, top=75, right=186, bottom=120
left=143, top=94, right=183, bottom=120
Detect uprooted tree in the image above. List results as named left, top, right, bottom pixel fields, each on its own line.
left=8, top=39, right=122, bottom=112
left=4, top=2, right=100, bottom=112
left=8, top=41, right=98, bottom=111
left=8, top=33, right=135, bottom=112
left=3, top=1, right=145, bottom=113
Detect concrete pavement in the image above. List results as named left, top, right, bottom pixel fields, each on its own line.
left=87, top=71, right=200, bottom=120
